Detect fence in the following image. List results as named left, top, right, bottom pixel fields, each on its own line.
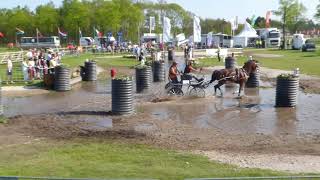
left=0, top=51, right=24, bottom=64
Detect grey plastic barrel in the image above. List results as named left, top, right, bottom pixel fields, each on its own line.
left=153, top=61, right=166, bottom=82
left=276, top=77, right=299, bottom=107
left=54, top=66, right=71, bottom=91
left=112, top=79, right=133, bottom=115
left=168, top=49, right=174, bottom=61
left=246, top=72, right=260, bottom=88
left=225, top=57, right=236, bottom=69
left=136, top=66, right=152, bottom=93
left=83, top=61, right=97, bottom=81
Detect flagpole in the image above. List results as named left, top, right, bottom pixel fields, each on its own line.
left=149, top=16, right=152, bottom=34
left=15, top=33, right=17, bottom=47
left=36, top=28, right=39, bottom=47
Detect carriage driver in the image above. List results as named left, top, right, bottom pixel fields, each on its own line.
left=169, top=61, right=180, bottom=83
left=183, top=61, right=203, bottom=82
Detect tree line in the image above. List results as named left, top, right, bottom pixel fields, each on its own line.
left=0, top=0, right=320, bottom=44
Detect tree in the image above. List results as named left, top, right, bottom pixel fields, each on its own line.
left=314, top=0, right=320, bottom=21
left=35, top=2, right=59, bottom=35
left=60, top=0, right=91, bottom=42
left=274, top=0, right=306, bottom=49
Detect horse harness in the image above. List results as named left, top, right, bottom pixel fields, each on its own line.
left=218, top=68, right=249, bottom=83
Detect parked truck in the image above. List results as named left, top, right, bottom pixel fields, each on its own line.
left=256, top=28, right=281, bottom=48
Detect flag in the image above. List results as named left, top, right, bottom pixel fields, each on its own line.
left=94, top=28, right=103, bottom=37
left=16, top=28, right=25, bottom=35
left=79, top=28, right=82, bottom=38
left=231, top=16, right=239, bottom=31
left=266, top=11, right=272, bottom=28
left=193, top=16, right=201, bottom=43
left=36, top=28, right=43, bottom=38
left=251, top=15, right=258, bottom=27
left=58, top=28, right=67, bottom=37
left=207, top=32, right=213, bottom=47
left=0, top=32, right=4, bottom=38
left=163, top=16, right=171, bottom=43
left=150, top=16, right=156, bottom=31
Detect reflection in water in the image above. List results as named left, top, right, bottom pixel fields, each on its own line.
left=274, top=108, right=297, bottom=135
left=3, top=80, right=109, bottom=117
left=3, top=77, right=320, bottom=137
left=144, top=88, right=320, bottom=137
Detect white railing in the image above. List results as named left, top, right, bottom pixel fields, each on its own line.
left=0, top=51, right=24, bottom=64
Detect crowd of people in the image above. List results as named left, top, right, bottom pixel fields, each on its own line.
left=5, top=48, right=62, bottom=84
left=22, top=48, right=61, bottom=81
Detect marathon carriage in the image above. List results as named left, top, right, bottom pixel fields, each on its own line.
left=165, top=74, right=210, bottom=97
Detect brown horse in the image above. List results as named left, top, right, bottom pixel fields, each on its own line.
left=209, top=60, right=259, bottom=97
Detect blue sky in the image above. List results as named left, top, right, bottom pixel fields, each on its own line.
left=0, top=0, right=318, bottom=22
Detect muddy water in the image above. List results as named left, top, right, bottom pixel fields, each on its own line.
left=2, top=67, right=320, bottom=137
left=142, top=85, right=320, bottom=137
left=2, top=80, right=110, bottom=117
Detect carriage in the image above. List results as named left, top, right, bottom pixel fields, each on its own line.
left=165, top=74, right=210, bottom=97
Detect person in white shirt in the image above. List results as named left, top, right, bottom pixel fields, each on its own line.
left=26, top=49, right=33, bottom=60
left=21, top=60, right=29, bottom=82
left=7, top=57, right=13, bottom=84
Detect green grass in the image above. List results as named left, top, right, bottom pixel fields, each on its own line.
left=61, top=54, right=139, bottom=69
left=198, top=49, right=320, bottom=76
left=0, top=139, right=286, bottom=180
left=245, top=49, right=320, bottom=76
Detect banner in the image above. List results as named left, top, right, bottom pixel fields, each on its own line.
left=176, top=33, right=188, bottom=46
left=150, top=16, right=156, bottom=31
left=79, top=28, right=82, bottom=38
left=231, top=16, right=239, bottom=31
left=207, top=32, right=213, bottom=47
left=163, top=16, right=171, bottom=43
left=251, top=15, right=258, bottom=27
left=193, top=16, right=201, bottom=43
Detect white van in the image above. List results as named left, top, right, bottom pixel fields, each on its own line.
left=80, top=37, right=95, bottom=47
left=292, top=34, right=306, bottom=50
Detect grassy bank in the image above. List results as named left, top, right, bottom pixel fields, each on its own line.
left=0, top=139, right=286, bottom=180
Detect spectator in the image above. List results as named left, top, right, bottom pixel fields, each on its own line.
left=21, top=59, right=29, bottom=82
left=28, top=58, right=35, bottom=81
left=6, top=57, right=13, bottom=84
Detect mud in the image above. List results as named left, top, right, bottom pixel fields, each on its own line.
left=2, top=64, right=320, bottom=173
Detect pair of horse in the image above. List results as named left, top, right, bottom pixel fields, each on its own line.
left=209, top=60, right=259, bottom=97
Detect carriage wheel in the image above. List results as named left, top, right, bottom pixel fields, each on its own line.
left=189, top=87, right=206, bottom=98
left=168, top=87, right=184, bottom=96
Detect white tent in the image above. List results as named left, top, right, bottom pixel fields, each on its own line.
left=233, top=22, right=258, bottom=48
